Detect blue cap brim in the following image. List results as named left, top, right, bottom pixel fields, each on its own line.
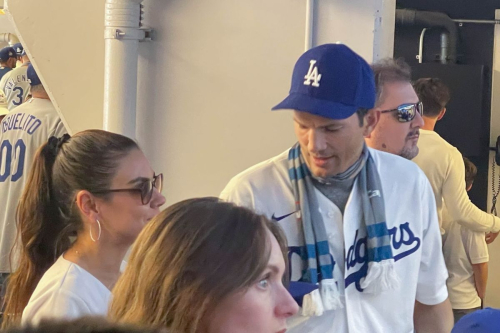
left=272, top=93, right=358, bottom=120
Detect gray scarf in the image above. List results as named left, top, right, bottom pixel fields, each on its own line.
left=288, top=143, right=400, bottom=316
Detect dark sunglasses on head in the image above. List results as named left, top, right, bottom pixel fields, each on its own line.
left=380, top=102, right=423, bottom=123
left=93, top=173, right=163, bottom=205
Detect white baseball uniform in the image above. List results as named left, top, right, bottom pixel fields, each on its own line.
left=0, top=98, right=67, bottom=273
left=221, top=148, right=448, bottom=333
left=0, top=62, right=31, bottom=111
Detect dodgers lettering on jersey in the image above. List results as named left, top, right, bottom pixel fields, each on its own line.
left=1, top=112, right=42, bottom=135
left=344, top=222, right=421, bottom=291
left=288, top=221, right=421, bottom=291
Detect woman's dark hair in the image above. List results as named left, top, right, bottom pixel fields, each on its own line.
left=2, top=130, right=139, bottom=328
left=110, top=197, right=288, bottom=332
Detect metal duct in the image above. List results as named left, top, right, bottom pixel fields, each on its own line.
left=396, top=9, right=458, bottom=64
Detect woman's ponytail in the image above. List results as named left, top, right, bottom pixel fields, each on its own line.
left=2, top=137, right=69, bottom=328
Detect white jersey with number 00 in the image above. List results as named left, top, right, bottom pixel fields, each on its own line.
left=0, top=63, right=31, bottom=111
left=0, top=98, right=67, bottom=273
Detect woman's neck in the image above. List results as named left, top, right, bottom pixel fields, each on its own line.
left=64, top=235, right=130, bottom=290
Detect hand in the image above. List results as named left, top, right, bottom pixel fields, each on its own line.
left=485, top=231, right=499, bottom=244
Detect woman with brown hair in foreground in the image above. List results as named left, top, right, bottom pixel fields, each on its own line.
left=109, top=197, right=298, bottom=333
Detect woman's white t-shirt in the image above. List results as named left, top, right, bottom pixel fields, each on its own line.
left=21, top=255, right=111, bottom=325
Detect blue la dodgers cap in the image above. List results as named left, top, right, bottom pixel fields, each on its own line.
left=13, top=43, right=24, bottom=56
left=27, top=64, right=41, bottom=86
left=452, top=308, right=500, bottom=333
left=272, top=43, right=376, bottom=120
left=0, top=47, right=16, bottom=62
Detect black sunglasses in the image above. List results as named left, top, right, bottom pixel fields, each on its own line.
left=93, top=173, right=163, bottom=205
left=380, top=102, right=423, bottom=122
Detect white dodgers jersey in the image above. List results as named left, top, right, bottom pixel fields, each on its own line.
left=0, top=98, right=67, bottom=273
left=0, top=63, right=32, bottom=111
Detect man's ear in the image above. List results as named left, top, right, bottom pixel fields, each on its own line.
left=363, top=108, right=380, bottom=138
left=437, top=107, right=446, bottom=121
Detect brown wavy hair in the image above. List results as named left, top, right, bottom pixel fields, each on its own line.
left=2, top=130, right=138, bottom=328
left=413, top=77, right=451, bottom=118
left=109, top=197, right=288, bottom=332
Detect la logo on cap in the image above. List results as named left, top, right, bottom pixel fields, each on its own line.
left=304, top=60, right=321, bottom=87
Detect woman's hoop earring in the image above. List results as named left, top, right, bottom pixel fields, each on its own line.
left=90, top=219, right=102, bottom=242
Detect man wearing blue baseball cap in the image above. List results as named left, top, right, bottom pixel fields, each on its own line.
left=0, top=47, right=17, bottom=81
left=0, top=44, right=31, bottom=111
left=12, top=43, right=25, bottom=66
left=0, top=64, right=67, bottom=300
left=221, top=44, right=452, bottom=332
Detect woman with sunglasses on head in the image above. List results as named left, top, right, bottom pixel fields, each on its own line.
left=1, top=130, right=165, bottom=329
left=109, top=197, right=298, bottom=333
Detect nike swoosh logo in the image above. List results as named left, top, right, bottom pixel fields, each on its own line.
left=271, top=211, right=296, bottom=222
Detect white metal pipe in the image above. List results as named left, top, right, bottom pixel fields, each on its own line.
left=103, top=0, right=143, bottom=138
left=418, top=28, right=428, bottom=64
left=305, top=0, right=314, bottom=51
left=0, top=33, right=19, bottom=45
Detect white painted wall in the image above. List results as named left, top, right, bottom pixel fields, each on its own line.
left=5, top=0, right=107, bottom=134
left=135, top=0, right=394, bottom=203
left=135, top=0, right=303, bottom=202
left=6, top=0, right=393, bottom=204
left=0, top=14, right=15, bottom=35
left=0, top=13, right=18, bottom=49
left=485, top=9, right=500, bottom=308
left=315, top=0, right=395, bottom=62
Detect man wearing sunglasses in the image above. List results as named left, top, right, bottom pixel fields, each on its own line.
left=412, top=78, right=500, bottom=240
left=365, top=59, right=424, bottom=160
left=221, top=44, right=452, bottom=333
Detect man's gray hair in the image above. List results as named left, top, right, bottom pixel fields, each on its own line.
left=30, top=84, right=46, bottom=95
left=371, top=58, right=411, bottom=106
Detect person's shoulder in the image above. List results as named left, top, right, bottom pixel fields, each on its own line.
left=60, top=260, right=109, bottom=294
left=22, top=258, right=104, bottom=325
left=35, top=257, right=105, bottom=296
left=11, top=99, right=58, bottom=118
left=369, top=148, right=430, bottom=188
left=420, top=129, right=457, bottom=152
left=9, top=65, right=27, bottom=76
left=369, top=147, right=423, bottom=173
